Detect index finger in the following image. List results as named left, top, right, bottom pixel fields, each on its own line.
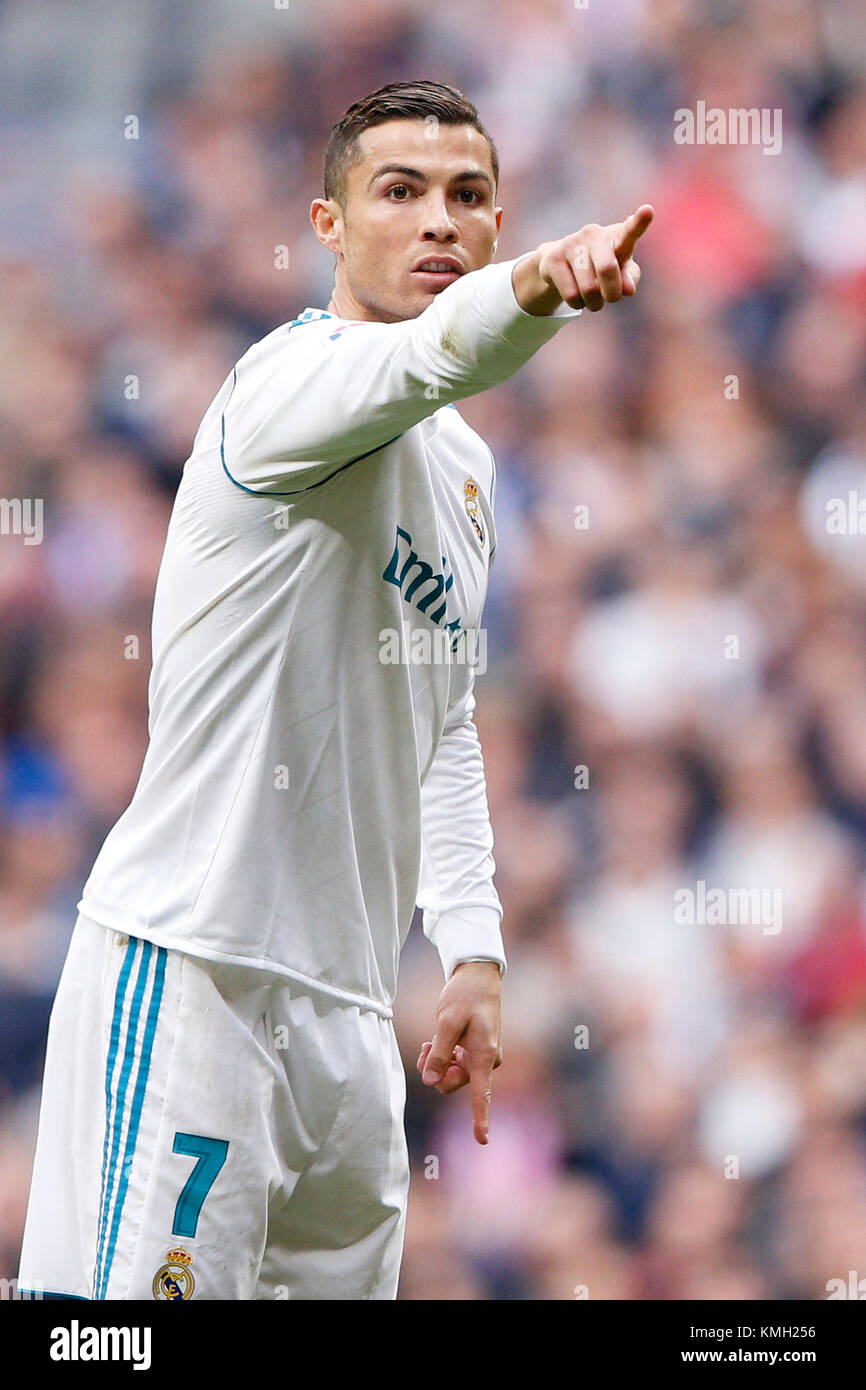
left=468, top=1049, right=496, bottom=1145
left=614, top=204, right=654, bottom=263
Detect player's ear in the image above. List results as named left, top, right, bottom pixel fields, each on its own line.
left=492, top=204, right=503, bottom=255
left=310, top=197, right=344, bottom=256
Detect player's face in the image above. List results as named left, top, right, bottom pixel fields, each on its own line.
left=317, top=119, right=502, bottom=324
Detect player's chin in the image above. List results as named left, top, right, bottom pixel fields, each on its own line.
left=405, top=277, right=457, bottom=311
left=403, top=289, right=440, bottom=317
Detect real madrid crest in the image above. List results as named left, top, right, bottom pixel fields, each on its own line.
left=153, top=1247, right=195, bottom=1300
left=464, top=477, right=485, bottom=547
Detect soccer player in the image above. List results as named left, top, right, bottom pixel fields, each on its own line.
left=18, top=80, right=651, bottom=1300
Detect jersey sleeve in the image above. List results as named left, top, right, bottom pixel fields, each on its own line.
left=218, top=256, right=581, bottom=495
left=416, top=670, right=506, bottom=981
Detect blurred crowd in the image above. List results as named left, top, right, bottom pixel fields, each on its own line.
left=1, top=0, right=866, bottom=1300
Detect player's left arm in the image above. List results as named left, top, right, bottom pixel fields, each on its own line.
left=417, top=961, right=501, bottom=1146
left=415, top=672, right=504, bottom=1145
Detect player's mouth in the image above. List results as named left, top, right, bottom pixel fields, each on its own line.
left=411, top=257, right=464, bottom=289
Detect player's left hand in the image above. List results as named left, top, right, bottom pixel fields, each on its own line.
left=417, top=960, right=502, bottom=1145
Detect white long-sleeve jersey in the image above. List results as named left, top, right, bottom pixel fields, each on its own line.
left=77, top=256, right=581, bottom=1017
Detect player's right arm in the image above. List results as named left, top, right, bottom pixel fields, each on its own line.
left=217, top=203, right=652, bottom=495
left=217, top=257, right=581, bottom=494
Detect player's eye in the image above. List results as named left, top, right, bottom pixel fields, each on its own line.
left=456, top=188, right=482, bottom=204
left=386, top=184, right=412, bottom=200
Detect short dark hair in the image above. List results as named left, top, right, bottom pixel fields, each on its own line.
left=323, top=80, right=499, bottom=208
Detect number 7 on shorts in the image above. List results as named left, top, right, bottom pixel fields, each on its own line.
left=171, top=1133, right=229, bottom=1239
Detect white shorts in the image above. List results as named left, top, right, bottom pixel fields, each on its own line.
left=18, top=913, right=409, bottom=1301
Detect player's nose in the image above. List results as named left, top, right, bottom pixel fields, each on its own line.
left=419, top=195, right=458, bottom=241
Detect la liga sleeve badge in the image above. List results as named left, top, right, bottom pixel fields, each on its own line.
left=464, top=477, right=485, bottom=547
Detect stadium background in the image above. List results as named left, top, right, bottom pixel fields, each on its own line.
left=1, top=0, right=866, bottom=1300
